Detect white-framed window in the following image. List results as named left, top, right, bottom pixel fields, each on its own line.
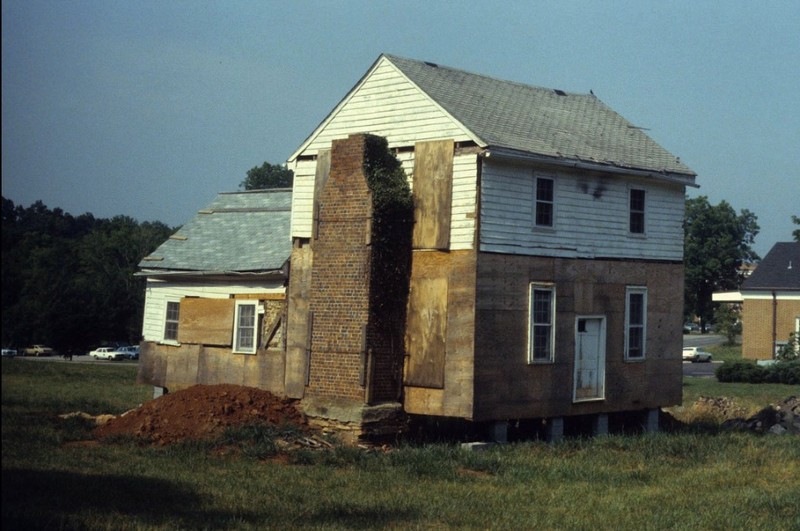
left=534, top=176, right=555, bottom=228
left=528, top=283, right=556, bottom=363
left=629, top=188, right=646, bottom=234
left=625, top=287, right=647, bottom=360
left=233, top=301, right=258, bottom=354
left=164, top=301, right=180, bottom=341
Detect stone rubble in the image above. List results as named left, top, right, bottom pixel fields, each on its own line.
left=720, top=396, right=799, bottom=435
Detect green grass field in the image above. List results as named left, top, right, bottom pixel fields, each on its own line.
left=2, top=358, right=799, bottom=530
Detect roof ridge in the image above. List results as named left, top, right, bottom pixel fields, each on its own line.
left=382, top=53, right=591, bottom=97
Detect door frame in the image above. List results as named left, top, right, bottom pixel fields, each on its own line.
left=572, top=315, right=606, bottom=403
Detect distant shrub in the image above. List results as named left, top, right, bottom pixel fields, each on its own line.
left=764, top=360, right=800, bottom=384
left=716, top=360, right=800, bottom=385
left=716, top=361, right=763, bottom=383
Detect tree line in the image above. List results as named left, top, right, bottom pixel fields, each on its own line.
left=1, top=197, right=173, bottom=353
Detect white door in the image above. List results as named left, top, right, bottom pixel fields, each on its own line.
left=573, top=317, right=606, bottom=402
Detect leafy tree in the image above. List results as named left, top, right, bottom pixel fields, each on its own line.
left=1, top=197, right=172, bottom=352
left=776, top=333, right=798, bottom=362
left=684, top=196, right=759, bottom=331
left=713, top=303, right=741, bottom=346
left=792, top=215, right=800, bottom=242
left=240, top=162, right=293, bottom=190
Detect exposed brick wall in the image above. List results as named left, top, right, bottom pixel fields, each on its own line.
left=301, top=134, right=410, bottom=404
left=742, top=298, right=800, bottom=359
left=307, top=135, right=373, bottom=401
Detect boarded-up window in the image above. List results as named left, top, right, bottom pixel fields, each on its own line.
left=404, top=276, right=448, bottom=388
left=177, top=297, right=235, bottom=346
left=412, top=140, right=454, bottom=249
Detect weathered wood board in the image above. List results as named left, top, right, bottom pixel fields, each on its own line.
left=177, top=297, right=234, bottom=346
left=405, top=275, right=448, bottom=388
left=284, top=242, right=313, bottom=398
left=312, top=150, right=331, bottom=240
left=412, top=140, right=454, bottom=249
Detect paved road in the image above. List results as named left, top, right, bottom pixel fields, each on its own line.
left=682, top=360, right=721, bottom=377
left=683, top=334, right=726, bottom=348
left=8, top=354, right=138, bottom=366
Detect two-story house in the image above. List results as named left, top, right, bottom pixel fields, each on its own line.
left=282, top=54, right=697, bottom=440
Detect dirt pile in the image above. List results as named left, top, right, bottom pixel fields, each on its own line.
left=93, top=384, right=307, bottom=445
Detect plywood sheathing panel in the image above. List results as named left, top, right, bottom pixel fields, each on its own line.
left=177, top=297, right=235, bottom=346
left=473, top=253, right=683, bottom=421
left=138, top=341, right=286, bottom=395
left=403, top=249, right=477, bottom=418
left=412, top=140, right=454, bottom=250
left=405, top=276, right=448, bottom=388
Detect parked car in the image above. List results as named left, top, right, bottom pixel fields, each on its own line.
left=88, top=347, right=127, bottom=361
left=682, top=347, right=713, bottom=363
left=118, top=345, right=140, bottom=360
left=23, top=345, right=54, bottom=357
left=1, top=348, right=17, bottom=357
left=683, top=323, right=693, bottom=334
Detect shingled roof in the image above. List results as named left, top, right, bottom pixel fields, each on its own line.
left=384, top=54, right=695, bottom=179
left=140, top=189, right=291, bottom=274
left=741, top=242, right=800, bottom=291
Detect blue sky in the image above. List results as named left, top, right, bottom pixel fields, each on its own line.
left=2, top=0, right=798, bottom=257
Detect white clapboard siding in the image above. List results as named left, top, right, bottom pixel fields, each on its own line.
left=290, top=57, right=476, bottom=240
left=141, top=279, right=284, bottom=342
left=479, top=159, right=685, bottom=261
left=290, top=148, right=477, bottom=251
left=450, top=153, right=478, bottom=250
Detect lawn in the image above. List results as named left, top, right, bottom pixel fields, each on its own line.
left=2, top=358, right=799, bottom=530
left=706, top=342, right=746, bottom=363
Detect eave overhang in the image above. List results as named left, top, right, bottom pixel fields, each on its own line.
left=481, top=147, right=699, bottom=188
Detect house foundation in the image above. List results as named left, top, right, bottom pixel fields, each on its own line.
left=593, top=413, right=609, bottom=436
left=645, top=408, right=660, bottom=433
left=301, top=397, right=405, bottom=444
left=546, top=417, right=564, bottom=442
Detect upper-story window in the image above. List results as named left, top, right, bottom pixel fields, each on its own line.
left=535, top=177, right=554, bottom=227
left=629, top=189, right=646, bottom=234
left=164, top=301, right=180, bottom=341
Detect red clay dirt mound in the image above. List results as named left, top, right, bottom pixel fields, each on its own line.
left=93, top=384, right=306, bottom=445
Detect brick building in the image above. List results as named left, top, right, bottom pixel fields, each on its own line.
left=738, top=242, right=800, bottom=359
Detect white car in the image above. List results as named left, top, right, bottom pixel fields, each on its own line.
left=682, top=347, right=713, bottom=363
left=88, top=347, right=127, bottom=361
